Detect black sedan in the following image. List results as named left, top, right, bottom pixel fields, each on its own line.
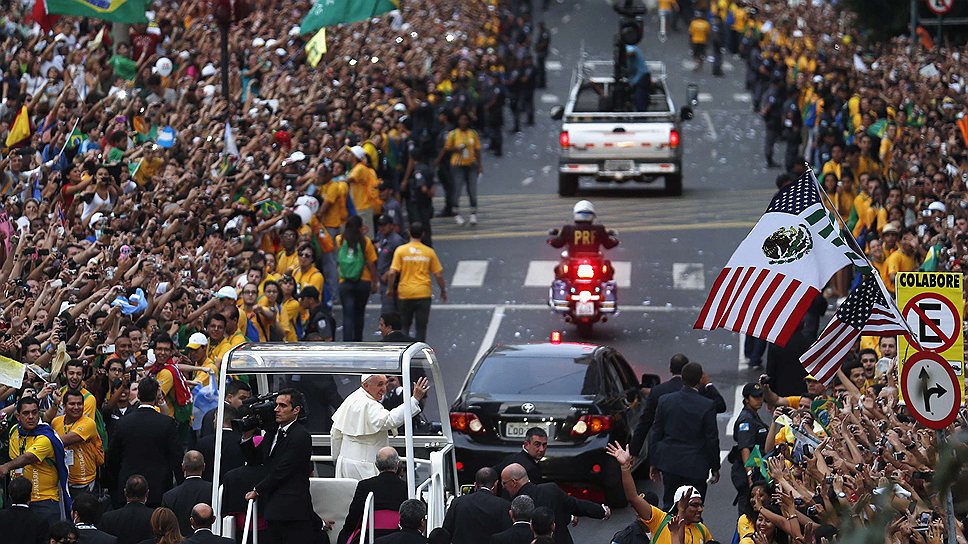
left=449, top=341, right=650, bottom=507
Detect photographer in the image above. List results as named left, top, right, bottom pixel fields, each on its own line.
left=241, top=388, right=328, bottom=544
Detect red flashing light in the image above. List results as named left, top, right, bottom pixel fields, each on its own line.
left=591, top=464, right=602, bottom=474
left=550, top=331, right=563, bottom=344
left=456, top=461, right=465, bottom=471
left=559, top=131, right=570, bottom=148
left=669, top=129, right=680, bottom=149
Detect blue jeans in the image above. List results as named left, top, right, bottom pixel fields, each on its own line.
left=31, top=499, right=63, bottom=523
left=450, top=165, right=478, bottom=213
left=339, top=279, right=372, bottom=341
left=322, top=227, right=340, bottom=308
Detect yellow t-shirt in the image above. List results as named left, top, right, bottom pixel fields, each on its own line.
left=210, top=331, right=246, bottom=364
left=320, top=180, right=349, bottom=228
left=156, top=368, right=177, bottom=418
left=640, top=504, right=712, bottom=544
left=821, top=160, right=843, bottom=181
left=276, top=249, right=299, bottom=275
left=293, top=266, right=324, bottom=295
left=885, top=250, right=917, bottom=293
left=348, top=163, right=382, bottom=212
left=445, top=128, right=481, bottom=167
left=335, top=235, right=378, bottom=283
left=689, top=19, right=711, bottom=44
left=8, top=427, right=60, bottom=502
left=192, top=359, right=219, bottom=387
left=52, top=415, right=102, bottom=485
left=390, top=241, right=443, bottom=300
left=282, top=298, right=303, bottom=341
left=658, top=0, right=677, bottom=9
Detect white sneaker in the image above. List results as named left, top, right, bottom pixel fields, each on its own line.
left=469, top=213, right=478, bottom=226
left=455, top=214, right=465, bottom=226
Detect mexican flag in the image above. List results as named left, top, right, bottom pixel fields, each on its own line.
left=45, top=0, right=148, bottom=24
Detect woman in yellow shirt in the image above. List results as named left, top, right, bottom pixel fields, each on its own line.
left=278, top=275, right=305, bottom=340
left=336, top=216, right=378, bottom=341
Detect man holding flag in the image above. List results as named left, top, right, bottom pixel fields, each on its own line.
left=0, top=396, right=72, bottom=523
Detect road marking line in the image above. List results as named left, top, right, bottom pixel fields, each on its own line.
left=546, top=60, right=563, bottom=71
left=681, top=59, right=697, bottom=71
left=451, top=260, right=489, bottom=287
left=698, top=92, right=713, bottom=103
left=562, top=14, right=571, bottom=23
left=540, top=93, right=559, bottom=104
left=673, top=263, right=705, bottom=290
left=522, top=176, right=535, bottom=186
left=701, top=111, right=718, bottom=142
left=432, top=303, right=703, bottom=312
left=434, top=220, right=757, bottom=241
left=733, top=93, right=751, bottom=103
left=524, top=260, right=558, bottom=287
left=474, top=306, right=506, bottom=363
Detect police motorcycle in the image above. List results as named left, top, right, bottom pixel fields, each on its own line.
left=547, top=201, right=619, bottom=337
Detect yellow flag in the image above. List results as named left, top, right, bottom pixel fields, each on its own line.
left=305, top=27, right=327, bottom=68
left=5, top=105, right=30, bottom=147
left=0, top=354, right=25, bottom=388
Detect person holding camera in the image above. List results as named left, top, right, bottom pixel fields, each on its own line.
left=241, top=388, right=328, bottom=544
left=729, top=383, right=769, bottom=516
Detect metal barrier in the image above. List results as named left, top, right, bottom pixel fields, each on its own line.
left=359, top=491, right=375, bottom=544
left=241, top=498, right=259, bottom=544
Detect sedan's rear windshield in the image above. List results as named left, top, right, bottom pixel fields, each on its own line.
left=469, top=355, right=599, bottom=396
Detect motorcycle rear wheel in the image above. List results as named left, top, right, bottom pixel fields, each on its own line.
left=575, top=321, right=594, bottom=338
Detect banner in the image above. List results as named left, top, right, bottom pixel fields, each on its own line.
left=896, top=271, right=965, bottom=398
left=0, top=355, right=26, bottom=388
left=305, top=27, right=327, bottom=68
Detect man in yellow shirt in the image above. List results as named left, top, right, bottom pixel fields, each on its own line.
left=885, top=229, right=919, bottom=293
left=53, top=389, right=103, bottom=494
left=45, top=359, right=97, bottom=423
left=1, top=397, right=70, bottom=523
left=437, top=112, right=483, bottom=226
left=276, top=227, right=300, bottom=275
left=688, top=12, right=712, bottom=72
left=293, top=243, right=325, bottom=295
left=385, top=222, right=447, bottom=342
left=347, top=145, right=383, bottom=236
left=186, top=332, right=218, bottom=387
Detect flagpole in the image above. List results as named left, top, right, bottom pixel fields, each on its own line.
left=806, top=164, right=921, bottom=346
left=56, top=118, right=80, bottom=161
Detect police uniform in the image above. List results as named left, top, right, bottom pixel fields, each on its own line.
left=729, top=384, right=769, bottom=515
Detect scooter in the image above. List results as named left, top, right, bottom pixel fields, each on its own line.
left=547, top=232, right=618, bottom=337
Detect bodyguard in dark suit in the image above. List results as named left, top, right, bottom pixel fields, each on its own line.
left=161, top=451, right=213, bottom=537
left=500, top=464, right=609, bottom=544
left=105, top=377, right=183, bottom=507
left=183, top=504, right=236, bottom=544
left=493, top=427, right=546, bottom=484
left=0, top=476, right=49, bottom=544
left=489, top=495, right=534, bottom=544
left=196, top=405, right=244, bottom=482
left=72, top=492, right=117, bottom=544
left=241, top=388, right=325, bottom=544
left=629, top=354, right=726, bottom=457
left=442, top=468, right=511, bottom=544
left=374, top=500, right=428, bottom=544
left=648, top=362, right=721, bottom=509
left=338, top=447, right=409, bottom=544
left=98, top=475, right=155, bottom=544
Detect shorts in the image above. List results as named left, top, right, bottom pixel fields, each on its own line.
left=692, top=43, right=706, bottom=59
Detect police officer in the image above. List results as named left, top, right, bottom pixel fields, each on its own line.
left=730, top=382, right=769, bottom=515
left=403, top=128, right=438, bottom=245
left=710, top=12, right=724, bottom=77
left=534, top=22, right=550, bottom=89
left=759, top=74, right=784, bottom=168
left=781, top=81, right=803, bottom=171
left=483, top=72, right=507, bottom=156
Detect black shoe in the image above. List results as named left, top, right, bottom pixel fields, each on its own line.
left=766, top=160, right=779, bottom=168
left=493, top=150, right=503, bottom=157
left=438, top=209, right=456, bottom=218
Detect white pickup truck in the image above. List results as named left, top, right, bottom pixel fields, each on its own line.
left=551, top=60, right=696, bottom=196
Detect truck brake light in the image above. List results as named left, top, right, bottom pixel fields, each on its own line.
left=669, top=129, right=680, bottom=149
left=559, top=131, right=570, bottom=148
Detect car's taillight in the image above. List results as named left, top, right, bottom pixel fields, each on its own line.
left=570, top=415, right=612, bottom=437
left=576, top=263, right=595, bottom=279
left=669, top=129, right=680, bottom=149
left=559, top=131, right=570, bottom=148
left=550, top=331, right=563, bottom=344
left=450, top=412, right=485, bottom=434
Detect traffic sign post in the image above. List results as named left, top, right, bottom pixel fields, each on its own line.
left=900, top=351, right=962, bottom=429
left=896, top=272, right=964, bottom=399
left=925, top=0, right=953, bottom=15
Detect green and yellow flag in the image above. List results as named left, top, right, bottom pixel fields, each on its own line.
left=744, top=445, right=771, bottom=483
left=300, top=0, right=398, bottom=34
left=46, top=0, right=148, bottom=24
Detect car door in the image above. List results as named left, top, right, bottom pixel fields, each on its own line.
left=608, top=352, right=644, bottom=438
left=600, top=351, right=629, bottom=421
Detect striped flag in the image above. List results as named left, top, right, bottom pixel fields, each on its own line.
left=695, top=171, right=868, bottom=346
left=800, top=276, right=908, bottom=384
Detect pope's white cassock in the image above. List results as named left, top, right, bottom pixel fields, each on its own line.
left=331, top=378, right=421, bottom=480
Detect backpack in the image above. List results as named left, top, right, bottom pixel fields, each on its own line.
left=338, top=239, right=365, bottom=281
left=611, top=520, right=651, bottom=544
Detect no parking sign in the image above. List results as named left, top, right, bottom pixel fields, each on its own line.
left=897, top=272, right=964, bottom=399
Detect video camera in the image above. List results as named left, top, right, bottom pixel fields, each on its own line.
left=606, top=0, right=646, bottom=110
left=231, top=392, right=279, bottom=433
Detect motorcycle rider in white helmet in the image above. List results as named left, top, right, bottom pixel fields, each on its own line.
left=548, top=200, right=619, bottom=256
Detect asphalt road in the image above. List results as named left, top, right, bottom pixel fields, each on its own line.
left=351, top=0, right=784, bottom=540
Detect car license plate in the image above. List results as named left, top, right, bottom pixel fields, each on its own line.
left=505, top=422, right=552, bottom=439
left=604, top=160, right=634, bottom=172
left=576, top=302, right=595, bottom=316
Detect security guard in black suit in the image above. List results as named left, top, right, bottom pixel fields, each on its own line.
left=494, top=427, right=547, bottom=484
left=729, top=383, right=769, bottom=515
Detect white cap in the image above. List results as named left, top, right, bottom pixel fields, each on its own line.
left=928, top=201, right=946, bottom=213
left=186, top=332, right=209, bottom=349
left=215, top=286, right=238, bottom=300
left=266, top=38, right=279, bottom=49
left=350, top=145, right=366, bottom=160
left=203, top=84, right=216, bottom=97
left=361, top=374, right=377, bottom=384
left=178, top=50, right=191, bottom=60
left=289, top=150, right=306, bottom=162
left=201, top=64, right=217, bottom=77
left=275, top=48, right=287, bottom=57
left=393, top=102, right=407, bottom=112
left=89, top=212, right=105, bottom=228
left=673, top=485, right=703, bottom=504
left=289, top=26, right=301, bottom=37
left=252, top=37, right=266, bottom=48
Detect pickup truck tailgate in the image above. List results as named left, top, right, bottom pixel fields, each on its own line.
left=562, top=121, right=676, bottom=161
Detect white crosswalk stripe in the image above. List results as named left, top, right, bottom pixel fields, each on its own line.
left=451, top=260, right=489, bottom=287
left=523, top=260, right=631, bottom=288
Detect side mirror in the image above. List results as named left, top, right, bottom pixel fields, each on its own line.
left=641, top=373, right=661, bottom=389
left=686, top=83, right=699, bottom=107
left=680, top=106, right=694, bottom=121
left=550, top=106, right=564, bottom=121
left=548, top=228, right=560, bottom=236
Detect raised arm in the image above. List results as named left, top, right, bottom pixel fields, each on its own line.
left=605, top=442, right=654, bottom=522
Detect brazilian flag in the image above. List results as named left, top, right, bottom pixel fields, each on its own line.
left=744, top=445, right=771, bottom=483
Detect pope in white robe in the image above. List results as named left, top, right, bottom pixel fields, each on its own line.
left=331, top=374, right=430, bottom=480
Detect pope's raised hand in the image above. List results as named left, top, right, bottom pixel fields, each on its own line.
left=412, top=377, right=430, bottom=401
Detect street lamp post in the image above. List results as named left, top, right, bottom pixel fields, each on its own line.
left=210, top=0, right=252, bottom=100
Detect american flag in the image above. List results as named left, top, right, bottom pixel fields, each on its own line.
left=695, top=171, right=866, bottom=346
left=800, top=276, right=908, bottom=384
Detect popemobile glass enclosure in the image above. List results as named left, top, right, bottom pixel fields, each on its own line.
left=210, top=342, right=458, bottom=542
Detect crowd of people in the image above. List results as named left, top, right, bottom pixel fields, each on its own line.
left=0, top=0, right=556, bottom=540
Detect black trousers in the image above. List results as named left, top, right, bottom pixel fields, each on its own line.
left=660, top=472, right=708, bottom=511
left=267, top=519, right=328, bottom=544
left=399, top=297, right=432, bottom=342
